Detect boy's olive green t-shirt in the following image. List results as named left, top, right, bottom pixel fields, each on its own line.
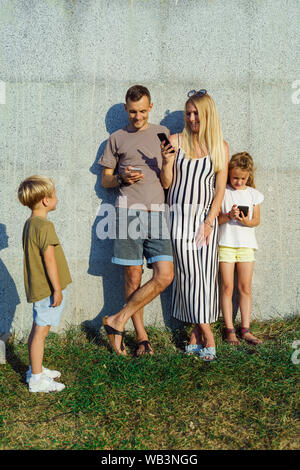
left=22, top=216, right=72, bottom=303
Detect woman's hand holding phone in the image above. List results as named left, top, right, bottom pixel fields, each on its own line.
left=160, top=142, right=176, bottom=163
left=158, top=133, right=176, bottom=163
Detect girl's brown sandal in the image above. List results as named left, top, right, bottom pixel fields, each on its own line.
left=224, top=328, right=240, bottom=346
left=239, top=327, right=262, bottom=345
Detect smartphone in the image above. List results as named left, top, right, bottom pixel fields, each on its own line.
left=130, top=167, right=142, bottom=173
left=157, top=133, right=175, bottom=153
left=238, top=206, right=249, bottom=217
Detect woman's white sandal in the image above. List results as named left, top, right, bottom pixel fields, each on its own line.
left=198, top=347, right=217, bottom=362
left=185, top=344, right=204, bottom=355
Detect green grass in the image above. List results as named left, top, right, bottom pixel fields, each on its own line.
left=0, top=317, right=299, bottom=450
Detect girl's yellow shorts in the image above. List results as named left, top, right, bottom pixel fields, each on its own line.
left=218, top=246, right=255, bottom=263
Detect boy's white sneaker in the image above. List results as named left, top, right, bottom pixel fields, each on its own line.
left=26, top=366, right=61, bottom=383
left=28, top=374, right=65, bottom=393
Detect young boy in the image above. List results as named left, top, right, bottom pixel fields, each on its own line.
left=18, top=175, right=72, bottom=392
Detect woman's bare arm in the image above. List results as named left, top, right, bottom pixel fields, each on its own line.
left=160, top=134, right=178, bottom=189
left=205, top=141, right=229, bottom=226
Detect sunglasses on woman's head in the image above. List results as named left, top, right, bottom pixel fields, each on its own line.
left=187, top=89, right=207, bottom=98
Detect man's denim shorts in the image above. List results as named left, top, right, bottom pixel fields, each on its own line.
left=112, top=208, right=173, bottom=267
left=33, top=288, right=67, bottom=327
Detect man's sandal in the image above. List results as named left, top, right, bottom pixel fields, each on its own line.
left=102, top=316, right=126, bottom=354
left=224, top=328, right=240, bottom=346
left=238, top=327, right=262, bottom=345
left=135, top=340, right=153, bottom=357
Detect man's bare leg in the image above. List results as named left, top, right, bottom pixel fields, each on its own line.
left=106, top=261, right=174, bottom=354
left=132, top=309, right=154, bottom=355
left=124, top=266, right=153, bottom=355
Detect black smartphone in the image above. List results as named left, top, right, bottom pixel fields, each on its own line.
left=157, top=133, right=175, bottom=153
left=238, top=206, right=249, bottom=217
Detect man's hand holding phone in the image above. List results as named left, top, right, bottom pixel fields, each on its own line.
left=120, top=166, right=144, bottom=185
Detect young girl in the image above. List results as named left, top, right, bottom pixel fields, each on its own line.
left=218, top=152, right=264, bottom=345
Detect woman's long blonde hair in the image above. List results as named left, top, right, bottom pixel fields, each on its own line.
left=181, top=93, right=225, bottom=172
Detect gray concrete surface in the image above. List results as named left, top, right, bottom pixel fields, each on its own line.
left=0, top=0, right=299, bottom=338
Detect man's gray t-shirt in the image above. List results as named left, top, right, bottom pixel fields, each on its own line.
left=98, top=123, right=170, bottom=211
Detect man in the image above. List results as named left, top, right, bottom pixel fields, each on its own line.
left=99, top=85, right=174, bottom=356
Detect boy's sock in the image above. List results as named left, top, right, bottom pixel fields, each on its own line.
left=28, top=365, right=45, bottom=372
left=28, top=366, right=45, bottom=374
left=30, top=373, right=42, bottom=382
left=27, top=365, right=61, bottom=383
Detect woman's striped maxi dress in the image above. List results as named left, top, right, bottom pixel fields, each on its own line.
left=167, top=146, right=219, bottom=324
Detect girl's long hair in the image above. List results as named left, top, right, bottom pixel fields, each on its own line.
left=228, top=152, right=255, bottom=188
left=181, top=93, right=225, bottom=172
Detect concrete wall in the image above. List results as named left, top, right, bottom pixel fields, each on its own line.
left=0, top=0, right=299, bottom=338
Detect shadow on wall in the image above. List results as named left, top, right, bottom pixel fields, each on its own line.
left=0, top=224, right=20, bottom=334
left=86, top=104, right=129, bottom=333
left=160, top=109, right=184, bottom=135
left=86, top=105, right=186, bottom=334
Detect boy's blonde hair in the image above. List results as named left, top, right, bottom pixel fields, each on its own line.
left=228, top=152, right=255, bottom=188
left=181, top=93, right=225, bottom=172
left=18, top=175, right=55, bottom=209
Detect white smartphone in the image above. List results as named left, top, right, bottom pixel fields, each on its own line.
left=130, top=167, right=142, bottom=173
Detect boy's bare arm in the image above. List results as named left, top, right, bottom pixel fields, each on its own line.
left=43, top=245, right=63, bottom=307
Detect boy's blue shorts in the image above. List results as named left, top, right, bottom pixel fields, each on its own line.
left=33, top=288, right=67, bottom=327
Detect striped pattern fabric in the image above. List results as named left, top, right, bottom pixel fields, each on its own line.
left=167, top=148, right=219, bottom=324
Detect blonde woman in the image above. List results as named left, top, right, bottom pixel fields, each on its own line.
left=161, top=90, right=229, bottom=361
